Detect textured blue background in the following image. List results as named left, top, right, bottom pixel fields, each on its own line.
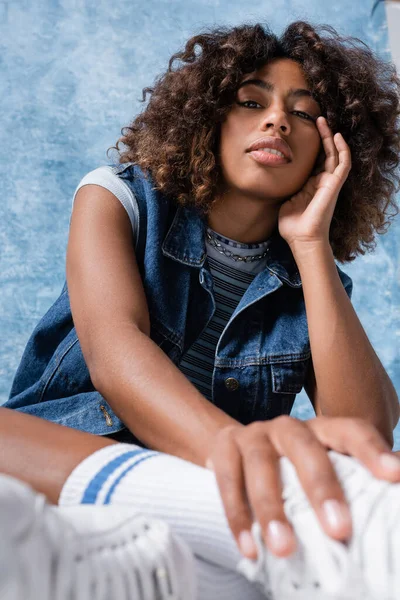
left=1, top=1, right=399, bottom=448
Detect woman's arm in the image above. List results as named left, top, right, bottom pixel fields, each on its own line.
left=294, top=239, right=399, bottom=445
left=92, top=321, right=240, bottom=465
left=0, top=408, right=114, bottom=503
left=278, top=117, right=399, bottom=447
left=67, top=185, right=239, bottom=467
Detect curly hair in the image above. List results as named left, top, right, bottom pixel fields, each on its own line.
left=108, top=21, right=400, bottom=263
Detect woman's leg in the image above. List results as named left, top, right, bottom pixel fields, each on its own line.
left=0, top=408, right=265, bottom=599
left=59, top=441, right=400, bottom=599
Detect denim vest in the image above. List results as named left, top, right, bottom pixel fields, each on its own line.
left=5, top=162, right=352, bottom=440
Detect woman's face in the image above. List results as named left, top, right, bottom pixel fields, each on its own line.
left=218, top=58, right=324, bottom=204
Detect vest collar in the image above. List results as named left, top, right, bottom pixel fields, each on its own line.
left=162, top=205, right=302, bottom=288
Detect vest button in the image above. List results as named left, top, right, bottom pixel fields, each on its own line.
left=224, top=377, right=239, bottom=391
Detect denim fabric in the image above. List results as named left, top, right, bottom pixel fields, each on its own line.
left=4, top=163, right=352, bottom=437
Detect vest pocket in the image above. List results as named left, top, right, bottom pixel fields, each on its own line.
left=271, top=356, right=310, bottom=394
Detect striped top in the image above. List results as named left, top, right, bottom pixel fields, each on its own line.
left=178, top=228, right=270, bottom=401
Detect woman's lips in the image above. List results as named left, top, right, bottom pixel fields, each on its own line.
left=248, top=149, right=290, bottom=166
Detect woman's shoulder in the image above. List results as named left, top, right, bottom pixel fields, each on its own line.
left=71, top=164, right=140, bottom=237
left=72, top=163, right=136, bottom=195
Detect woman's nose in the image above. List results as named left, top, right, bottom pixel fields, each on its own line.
left=260, top=105, right=291, bottom=134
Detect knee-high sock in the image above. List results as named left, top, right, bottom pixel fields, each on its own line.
left=58, top=443, right=400, bottom=600
left=58, top=444, right=265, bottom=600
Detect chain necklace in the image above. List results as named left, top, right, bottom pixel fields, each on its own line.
left=206, top=229, right=270, bottom=263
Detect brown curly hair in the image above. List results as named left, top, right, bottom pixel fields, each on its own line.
left=108, top=21, right=400, bottom=263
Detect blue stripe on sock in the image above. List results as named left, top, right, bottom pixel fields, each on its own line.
left=81, top=450, right=148, bottom=504
left=104, top=452, right=157, bottom=504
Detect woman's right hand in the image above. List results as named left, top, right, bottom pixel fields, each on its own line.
left=205, top=415, right=400, bottom=559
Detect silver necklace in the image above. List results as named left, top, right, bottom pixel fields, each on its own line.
left=206, top=230, right=270, bottom=263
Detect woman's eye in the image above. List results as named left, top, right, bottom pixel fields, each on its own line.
left=237, top=100, right=261, bottom=109
left=292, top=110, right=315, bottom=121
left=237, top=102, right=316, bottom=122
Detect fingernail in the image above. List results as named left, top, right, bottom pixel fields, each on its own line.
left=266, top=520, right=294, bottom=553
left=238, top=530, right=257, bottom=558
left=380, top=453, right=400, bottom=473
left=322, top=500, right=351, bottom=531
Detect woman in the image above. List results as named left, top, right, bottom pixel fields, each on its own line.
left=3, top=19, right=400, bottom=565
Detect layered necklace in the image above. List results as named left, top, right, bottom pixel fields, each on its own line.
left=206, top=228, right=270, bottom=263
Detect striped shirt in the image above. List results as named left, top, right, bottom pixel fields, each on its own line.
left=178, top=229, right=270, bottom=401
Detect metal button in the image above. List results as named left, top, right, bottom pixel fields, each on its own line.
left=224, top=377, right=239, bottom=391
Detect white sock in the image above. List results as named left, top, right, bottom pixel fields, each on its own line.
left=59, top=443, right=400, bottom=599
left=59, top=444, right=265, bottom=600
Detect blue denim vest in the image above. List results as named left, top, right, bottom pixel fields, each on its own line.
left=5, top=162, right=352, bottom=440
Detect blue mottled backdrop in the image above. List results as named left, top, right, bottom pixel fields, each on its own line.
left=1, top=1, right=399, bottom=448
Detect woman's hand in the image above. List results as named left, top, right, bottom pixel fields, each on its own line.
left=206, top=415, right=400, bottom=560
left=278, top=116, right=351, bottom=249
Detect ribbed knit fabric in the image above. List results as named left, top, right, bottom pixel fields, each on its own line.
left=59, top=443, right=400, bottom=600
left=71, top=166, right=139, bottom=233
left=59, top=444, right=265, bottom=600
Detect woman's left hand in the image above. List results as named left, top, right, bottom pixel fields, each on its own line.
left=278, top=116, right=352, bottom=249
